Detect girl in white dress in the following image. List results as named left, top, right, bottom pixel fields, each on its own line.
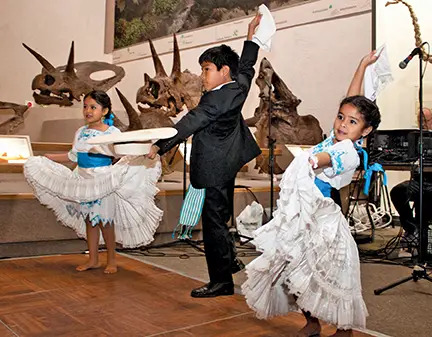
left=24, top=91, right=163, bottom=274
left=241, top=95, right=381, bottom=337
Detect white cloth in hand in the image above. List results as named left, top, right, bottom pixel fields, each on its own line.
left=364, top=44, right=393, bottom=101
left=252, top=4, right=276, bottom=51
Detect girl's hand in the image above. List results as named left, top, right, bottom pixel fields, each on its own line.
left=360, top=50, right=379, bottom=67
left=247, top=13, right=262, bottom=40
left=43, top=152, right=71, bottom=163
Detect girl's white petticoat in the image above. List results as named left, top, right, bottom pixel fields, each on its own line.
left=24, top=126, right=163, bottom=248
left=241, top=152, right=368, bottom=329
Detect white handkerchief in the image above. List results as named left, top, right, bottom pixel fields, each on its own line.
left=252, top=4, right=276, bottom=51
left=364, top=44, right=393, bottom=101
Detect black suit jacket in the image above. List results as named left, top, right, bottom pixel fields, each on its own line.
left=156, top=40, right=261, bottom=188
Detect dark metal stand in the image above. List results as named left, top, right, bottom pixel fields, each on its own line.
left=374, top=46, right=432, bottom=295
left=267, top=82, right=276, bottom=220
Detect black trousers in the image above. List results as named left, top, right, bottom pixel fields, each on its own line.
left=201, top=178, right=235, bottom=284
left=390, top=179, right=432, bottom=234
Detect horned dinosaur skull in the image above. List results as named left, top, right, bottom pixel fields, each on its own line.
left=23, top=42, right=125, bottom=106
left=246, top=58, right=323, bottom=173
left=114, top=88, right=174, bottom=131
left=136, top=35, right=202, bottom=116
left=0, top=102, right=30, bottom=134
left=113, top=88, right=179, bottom=175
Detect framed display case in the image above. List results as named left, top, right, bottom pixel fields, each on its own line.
left=0, top=135, right=33, bottom=164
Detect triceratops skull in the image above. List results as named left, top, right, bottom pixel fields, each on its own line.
left=0, top=102, right=30, bottom=134
left=136, top=35, right=202, bottom=116
left=23, top=42, right=125, bottom=106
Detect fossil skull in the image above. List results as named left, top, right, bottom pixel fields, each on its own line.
left=136, top=35, right=202, bottom=116
left=24, top=42, right=125, bottom=106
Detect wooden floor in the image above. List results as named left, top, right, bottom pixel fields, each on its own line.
left=0, top=254, right=375, bottom=337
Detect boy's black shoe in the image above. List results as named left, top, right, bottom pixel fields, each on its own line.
left=191, top=282, right=234, bottom=298
left=232, top=257, right=245, bottom=274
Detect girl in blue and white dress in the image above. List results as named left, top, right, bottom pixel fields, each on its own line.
left=24, top=91, right=162, bottom=274
left=242, top=95, right=381, bottom=337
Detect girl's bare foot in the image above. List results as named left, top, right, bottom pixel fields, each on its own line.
left=104, top=263, right=117, bottom=274
left=329, top=329, right=353, bottom=337
left=76, top=261, right=101, bottom=272
left=297, top=319, right=321, bottom=337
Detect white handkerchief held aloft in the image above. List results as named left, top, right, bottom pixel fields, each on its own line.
left=251, top=4, right=276, bottom=51
left=364, top=44, right=394, bottom=101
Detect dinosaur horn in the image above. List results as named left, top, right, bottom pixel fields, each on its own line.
left=115, top=88, right=143, bottom=130
left=65, top=41, right=76, bottom=75
left=171, top=34, right=181, bottom=77
left=144, top=73, right=150, bottom=83
left=22, top=43, right=56, bottom=71
left=149, top=39, right=168, bottom=77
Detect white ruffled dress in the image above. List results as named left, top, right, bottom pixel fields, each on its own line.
left=24, top=125, right=163, bottom=248
left=242, top=138, right=368, bottom=330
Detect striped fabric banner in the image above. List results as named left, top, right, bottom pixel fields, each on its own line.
left=173, top=185, right=206, bottom=239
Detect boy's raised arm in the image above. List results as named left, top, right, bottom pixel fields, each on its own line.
left=247, top=13, right=262, bottom=41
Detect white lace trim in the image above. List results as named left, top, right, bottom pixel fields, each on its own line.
left=24, top=156, right=163, bottom=248
left=241, top=152, right=368, bottom=329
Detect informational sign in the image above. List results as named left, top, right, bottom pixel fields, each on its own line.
left=113, top=0, right=372, bottom=64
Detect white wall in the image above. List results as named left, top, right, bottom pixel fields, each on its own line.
left=0, top=0, right=110, bottom=105
left=376, top=0, right=432, bottom=129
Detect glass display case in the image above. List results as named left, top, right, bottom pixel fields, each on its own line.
left=0, top=135, right=33, bottom=163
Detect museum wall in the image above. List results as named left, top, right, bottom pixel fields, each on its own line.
left=0, top=0, right=114, bottom=141
left=0, top=0, right=372, bottom=139
left=376, top=0, right=432, bottom=130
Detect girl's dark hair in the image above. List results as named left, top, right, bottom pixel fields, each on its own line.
left=84, top=90, right=112, bottom=113
left=84, top=90, right=114, bottom=125
left=340, top=95, right=381, bottom=132
left=198, top=44, right=240, bottom=80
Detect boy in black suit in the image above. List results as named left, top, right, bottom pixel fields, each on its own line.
left=148, top=14, right=262, bottom=297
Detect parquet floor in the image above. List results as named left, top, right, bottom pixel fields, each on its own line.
left=0, top=253, right=375, bottom=337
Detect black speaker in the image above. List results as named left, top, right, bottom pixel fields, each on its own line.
left=407, top=130, right=432, bottom=162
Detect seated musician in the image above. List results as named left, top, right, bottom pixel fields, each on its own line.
left=390, top=108, right=432, bottom=244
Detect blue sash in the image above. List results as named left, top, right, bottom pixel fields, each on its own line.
left=314, top=177, right=332, bottom=197
left=77, top=152, right=112, bottom=168
left=358, top=148, right=387, bottom=196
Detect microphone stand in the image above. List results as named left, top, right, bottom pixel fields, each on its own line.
left=266, top=81, right=276, bottom=220
left=374, top=46, right=432, bottom=295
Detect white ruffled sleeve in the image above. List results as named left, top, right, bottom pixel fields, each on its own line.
left=322, top=139, right=359, bottom=178
left=67, top=126, right=85, bottom=162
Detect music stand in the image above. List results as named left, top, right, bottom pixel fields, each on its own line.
left=374, top=46, right=432, bottom=295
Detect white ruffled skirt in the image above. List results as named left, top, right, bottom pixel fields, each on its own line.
left=241, top=153, right=368, bottom=329
left=24, top=155, right=163, bottom=248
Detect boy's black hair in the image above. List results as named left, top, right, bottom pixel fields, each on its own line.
left=340, top=95, right=381, bottom=132
left=84, top=90, right=112, bottom=117
left=198, top=44, right=240, bottom=80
